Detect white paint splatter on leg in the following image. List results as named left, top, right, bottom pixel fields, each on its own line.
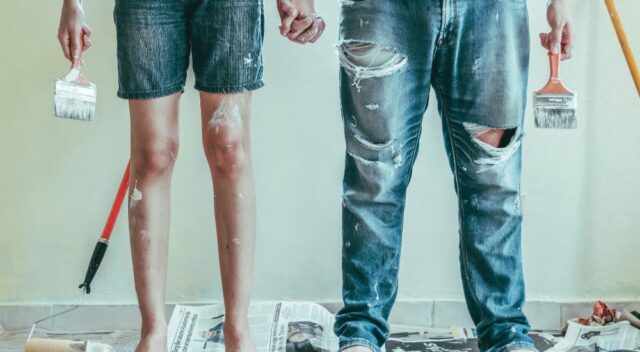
left=130, top=180, right=143, bottom=209
left=208, top=97, right=242, bottom=132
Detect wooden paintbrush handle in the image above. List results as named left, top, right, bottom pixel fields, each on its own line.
left=604, top=0, right=640, bottom=96
left=549, top=53, right=560, bottom=80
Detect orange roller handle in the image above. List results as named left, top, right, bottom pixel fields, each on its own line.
left=100, top=162, right=131, bottom=240
left=604, top=0, right=640, bottom=96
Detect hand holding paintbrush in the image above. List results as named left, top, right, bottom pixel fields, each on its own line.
left=58, top=0, right=92, bottom=67
left=540, top=0, right=575, bottom=61
left=54, top=0, right=96, bottom=121
left=534, top=0, right=578, bottom=129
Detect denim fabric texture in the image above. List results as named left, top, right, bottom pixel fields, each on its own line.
left=334, top=1, right=534, bottom=352
left=114, top=0, right=264, bottom=99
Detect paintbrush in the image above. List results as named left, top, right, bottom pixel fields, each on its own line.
left=533, top=53, right=577, bottom=129
left=54, top=66, right=97, bottom=121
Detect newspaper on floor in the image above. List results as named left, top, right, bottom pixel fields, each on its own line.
left=549, top=319, right=640, bottom=352
left=167, top=302, right=338, bottom=352
left=385, top=330, right=556, bottom=352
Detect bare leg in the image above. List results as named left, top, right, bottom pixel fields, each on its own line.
left=128, top=93, right=181, bottom=352
left=200, top=92, right=256, bottom=352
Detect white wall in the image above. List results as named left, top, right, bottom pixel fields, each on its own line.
left=0, top=1, right=638, bottom=306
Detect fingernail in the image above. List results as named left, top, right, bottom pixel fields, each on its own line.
left=551, top=45, right=559, bottom=54
left=73, top=51, right=80, bottom=59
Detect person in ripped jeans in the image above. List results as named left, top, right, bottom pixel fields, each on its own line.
left=57, top=0, right=323, bottom=351
left=328, top=0, right=574, bottom=351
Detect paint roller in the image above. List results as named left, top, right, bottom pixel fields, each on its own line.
left=25, top=338, right=114, bottom=352
left=25, top=162, right=130, bottom=352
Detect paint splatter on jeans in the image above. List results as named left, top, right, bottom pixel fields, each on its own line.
left=334, top=1, right=533, bottom=352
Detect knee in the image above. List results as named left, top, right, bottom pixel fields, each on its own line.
left=203, top=96, right=250, bottom=178
left=132, top=140, right=178, bottom=178
left=466, top=125, right=517, bottom=148
left=461, top=122, right=522, bottom=176
left=204, top=134, right=247, bottom=178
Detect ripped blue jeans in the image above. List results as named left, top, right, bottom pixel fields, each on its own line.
left=334, top=1, right=533, bottom=352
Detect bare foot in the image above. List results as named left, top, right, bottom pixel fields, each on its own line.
left=224, top=324, right=256, bottom=352
left=135, top=329, right=167, bottom=352
left=342, top=346, right=374, bottom=352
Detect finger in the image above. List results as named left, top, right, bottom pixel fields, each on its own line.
left=287, top=16, right=313, bottom=41
left=549, top=24, right=564, bottom=55
left=70, top=29, right=83, bottom=59
left=72, top=57, right=85, bottom=69
left=297, top=18, right=320, bottom=44
left=58, top=30, right=72, bottom=61
left=69, top=29, right=83, bottom=66
left=278, top=0, right=298, bottom=36
left=561, top=45, right=572, bottom=60
left=561, top=23, right=574, bottom=60
left=82, top=24, right=92, bottom=38
left=309, top=17, right=326, bottom=43
left=82, top=33, right=92, bottom=50
left=539, top=33, right=550, bottom=50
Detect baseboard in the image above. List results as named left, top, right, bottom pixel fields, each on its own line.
left=1, top=300, right=639, bottom=332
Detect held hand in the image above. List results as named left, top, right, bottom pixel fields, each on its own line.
left=276, top=0, right=325, bottom=44
left=58, top=0, right=92, bottom=68
left=540, top=0, right=574, bottom=60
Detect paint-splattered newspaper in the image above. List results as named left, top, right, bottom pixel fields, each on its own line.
left=548, top=320, right=640, bottom=352
left=167, top=302, right=338, bottom=352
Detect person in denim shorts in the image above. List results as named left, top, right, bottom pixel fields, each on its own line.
left=57, top=0, right=324, bottom=351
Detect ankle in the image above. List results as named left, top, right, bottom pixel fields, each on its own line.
left=141, top=321, right=167, bottom=337
left=223, top=321, right=250, bottom=340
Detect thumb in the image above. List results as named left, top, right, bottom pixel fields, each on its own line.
left=70, top=30, right=83, bottom=67
left=549, top=25, right=563, bottom=55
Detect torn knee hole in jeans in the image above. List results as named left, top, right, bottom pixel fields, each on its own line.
left=338, top=41, right=407, bottom=91
left=463, top=122, right=521, bottom=170
left=348, top=133, right=404, bottom=168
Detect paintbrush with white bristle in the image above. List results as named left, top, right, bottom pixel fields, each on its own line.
left=54, top=66, right=97, bottom=121
left=533, top=52, right=577, bottom=129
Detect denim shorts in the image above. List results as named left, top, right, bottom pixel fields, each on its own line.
left=114, top=0, right=264, bottom=100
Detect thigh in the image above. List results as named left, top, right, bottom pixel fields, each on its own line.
left=190, top=0, right=264, bottom=94
left=114, top=0, right=189, bottom=100
left=433, top=0, right=530, bottom=128
left=129, top=94, right=181, bottom=154
left=340, top=0, right=440, bottom=65
left=200, top=92, right=253, bottom=149
left=339, top=50, right=426, bottom=165
left=339, top=1, right=439, bottom=166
